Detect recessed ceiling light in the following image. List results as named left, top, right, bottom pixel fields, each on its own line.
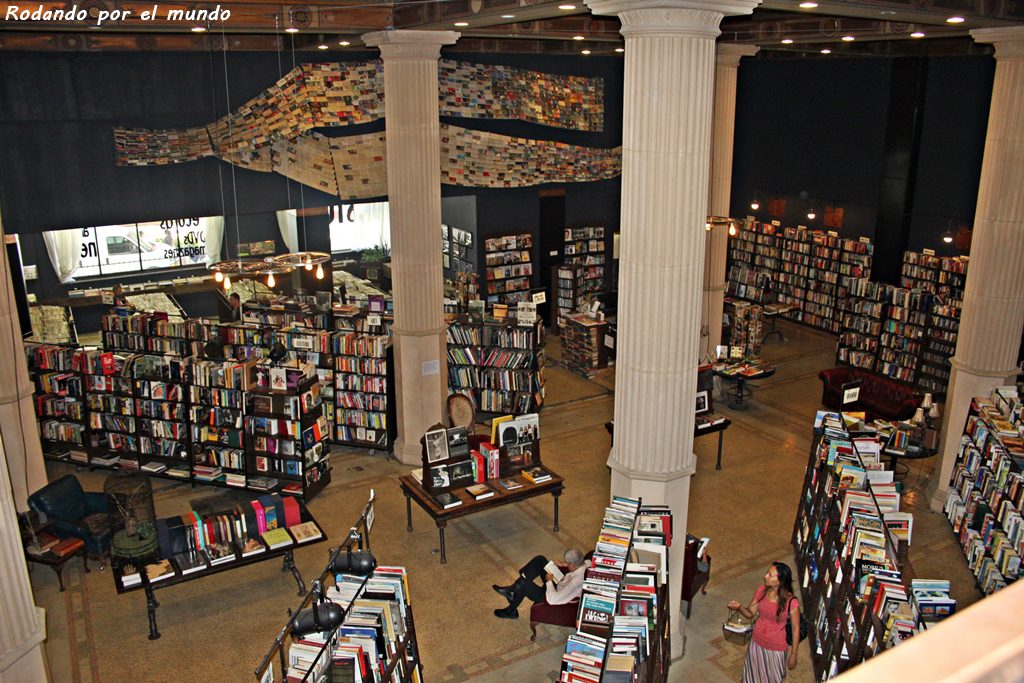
left=581, top=49, right=591, bottom=55
left=911, top=31, right=925, bottom=38
left=615, top=47, right=624, bottom=53
left=454, top=21, right=469, bottom=27
left=558, top=4, right=577, bottom=9
left=317, top=43, right=328, bottom=50
left=573, top=35, right=585, bottom=41
left=799, top=2, right=818, bottom=7
left=339, top=40, right=351, bottom=46
left=841, top=35, right=855, bottom=41
left=781, top=38, right=794, bottom=44
left=191, top=25, right=206, bottom=33
left=285, top=27, right=299, bottom=33
left=946, top=16, right=965, bottom=24
left=820, top=48, right=831, bottom=54
left=501, top=14, right=515, bottom=19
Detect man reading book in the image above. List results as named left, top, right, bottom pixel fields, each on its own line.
left=491, top=548, right=586, bottom=620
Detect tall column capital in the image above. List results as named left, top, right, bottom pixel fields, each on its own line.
left=362, top=29, right=460, bottom=59
left=587, top=0, right=760, bottom=38
left=717, top=43, right=759, bottom=67
left=971, top=26, right=1024, bottom=59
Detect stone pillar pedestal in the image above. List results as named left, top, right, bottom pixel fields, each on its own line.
left=362, top=30, right=460, bottom=465
left=0, top=219, right=47, bottom=512
left=928, top=27, right=1024, bottom=511
left=704, top=44, right=758, bottom=357
left=586, top=0, right=760, bottom=658
left=0, top=434, right=48, bottom=683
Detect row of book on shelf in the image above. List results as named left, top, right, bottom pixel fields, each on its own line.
left=792, top=411, right=955, bottom=679
left=943, top=385, right=1024, bottom=595
left=557, top=495, right=672, bottom=682
left=117, top=492, right=324, bottom=590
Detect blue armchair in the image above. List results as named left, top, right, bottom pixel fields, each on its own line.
left=28, top=475, right=112, bottom=559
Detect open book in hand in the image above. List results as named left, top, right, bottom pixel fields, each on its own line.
left=544, top=560, right=564, bottom=583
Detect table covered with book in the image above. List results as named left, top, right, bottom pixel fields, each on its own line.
left=713, top=358, right=776, bottom=410
left=111, top=491, right=326, bottom=640
left=401, top=414, right=563, bottom=563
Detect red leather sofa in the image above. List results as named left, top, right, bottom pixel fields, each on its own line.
left=818, top=366, right=921, bottom=422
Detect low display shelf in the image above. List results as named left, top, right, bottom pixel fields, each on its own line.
left=112, top=492, right=327, bottom=640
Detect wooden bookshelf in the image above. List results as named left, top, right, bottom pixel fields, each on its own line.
left=242, top=299, right=331, bottom=330
left=560, top=313, right=608, bottom=379
left=445, top=315, right=546, bottom=415
left=563, top=225, right=606, bottom=299
left=555, top=496, right=673, bottom=682
left=246, top=364, right=332, bottom=500
left=483, top=233, right=533, bottom=304
left=835, top=279, right=884, bottom=371
left=552, top=263, right=588, bottom=331
left=877, top=287, right=932, bottom=385
left=918, top=299, right=960, bottom=395
left=942, top=388, right=1023, bottom=595
left=792, top=412, right=937, bottom=680
left=24, top=343, right=89, bottom=462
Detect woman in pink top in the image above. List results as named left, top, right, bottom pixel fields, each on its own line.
left=728, top=561, right=800, bottom=682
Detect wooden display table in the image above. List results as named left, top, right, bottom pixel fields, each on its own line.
left=714, top=361, right=776, bottom=410
left=398, top=470, right=564, bottom=564
left=111, top=503, right=326, bottom=640
left=23, top=533, right=89, bottom=592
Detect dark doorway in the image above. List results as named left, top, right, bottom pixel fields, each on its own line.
left=538, top=191, right=566, bottom=328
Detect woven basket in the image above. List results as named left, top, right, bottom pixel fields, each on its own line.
left=723, top=609, right=754, bottom=645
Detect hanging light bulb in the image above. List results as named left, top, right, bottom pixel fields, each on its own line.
left=304, top=256, right=313, bottom=271
left=705, top=221, right=712, bottom=232
left=315, top=263, right=325, bottom=280
left=807, top=207, right=817, bottom=221
left=750, top=197, right=760, bottom=211
left=214, top=271, right=224, bottom=283
left=728, top=223, right=738, bottom=237
left=267, top=272, right=276, bottom=288
left=223, top=274, right=231, bottom=290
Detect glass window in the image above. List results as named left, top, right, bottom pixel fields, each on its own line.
left=65, top=217, right=211, bottom=279
left=328, top=202, right=391, bottom=253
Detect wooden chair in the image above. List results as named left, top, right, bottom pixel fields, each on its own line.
left=446, top=392, right=489, bottom=449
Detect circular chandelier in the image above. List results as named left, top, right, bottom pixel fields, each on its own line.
left=272, top=251, right=330, bottom=280
left=209, top=257, right=296, bottom=290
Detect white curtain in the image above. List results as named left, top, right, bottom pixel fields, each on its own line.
left=359, top=202, right=391, bottom=249
left=277, top=210, right=298, bottom=253
left=205, top=216, right=224, bottom=266
left=41, top=229, right=82, bottom=282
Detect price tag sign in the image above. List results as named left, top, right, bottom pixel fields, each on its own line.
left=101, top=290, right=114, bottom=305
left=604, top=334, right=614, bottom=349
left=367, top=314, right=381, bottom=327
left=531, top=291, right=546, bottom=305
left=842, top=382, right=861, bottom=405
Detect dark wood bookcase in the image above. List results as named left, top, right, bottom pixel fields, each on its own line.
left=445, top=316, right=546, bottom=415
left=24, top=342, right=90, bottom=463
left=482, top=232, right=534, bottom=304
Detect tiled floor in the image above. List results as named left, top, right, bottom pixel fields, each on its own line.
left=28, top=318, right=980, bottom=682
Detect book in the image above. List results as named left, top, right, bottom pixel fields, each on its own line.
left=424, top=428, right=449, bottom=464
left=144, top=558, right=175, bottom=583
left=522, top=466, right=551, bottom=484
left=241, top=537, right=267, bottom=557
left=498, top=477, right=523, bottom=491
left=544, top=560, right=565, bottom=583
left=262, top=527, right=294, bottom=550
left=172, top=551, right=208, bottom=575
left=432, top=491, right=462, bottom=510
left=204, top=542, right=236, bottom=565
left=290, top=521, right=322, bottom=543
left=466, top=483, right=495, bottom=500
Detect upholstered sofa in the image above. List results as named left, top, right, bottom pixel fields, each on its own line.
left=529, top=598, right=580, bottom=641
left=818, top=366, right=921, bottom=422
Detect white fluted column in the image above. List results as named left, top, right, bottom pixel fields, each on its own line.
left=363, top=30, right=459, bottom=465
left=587, top=0, right=760, bottom=658
left=703, top=44, right=758, bottom=358
left=0, top=214, right=47, bottom=512
left=928, top=27, right=1024, bottom=512
left=0, top=432, right=48, bottom=683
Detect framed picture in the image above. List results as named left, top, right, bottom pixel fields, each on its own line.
left=424, top=428, right=449, bottom=464
left=695, top=390, right=709, bottom=415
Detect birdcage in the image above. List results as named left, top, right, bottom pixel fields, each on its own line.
left=105, top=472, right=159, bottom=561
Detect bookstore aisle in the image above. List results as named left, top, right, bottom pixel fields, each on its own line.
left=27, top=319, right=981, bottom=683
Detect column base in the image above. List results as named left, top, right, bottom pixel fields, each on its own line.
left=608, top=454, right=693, bottom=660
left=0, top=607, right=47, bottom=683
left=393, top=436, right=423, bottom=466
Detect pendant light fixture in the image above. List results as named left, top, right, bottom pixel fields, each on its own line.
left=267, top=272, right=276, bottom=288
left=214, top=271, right=224, bottom=283
left=750, top=193, right=761, bottom=211
left=806, top=200, right=817, bottom=221
left=315, top=263, right=325, bottom=280
left=942, top=219, right=956, bottom=244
